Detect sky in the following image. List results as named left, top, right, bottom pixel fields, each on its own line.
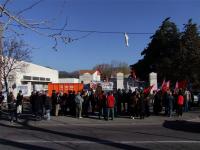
left=1, top=0, right=200, bottom=72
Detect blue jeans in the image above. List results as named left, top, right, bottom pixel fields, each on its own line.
left=184, top=101, right=188, bottom=112
left=107, top=108, right=114, bottom=120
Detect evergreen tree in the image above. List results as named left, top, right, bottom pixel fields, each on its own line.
left=132, top=18, right=180, bottom=82
left=132, top=18, right=200, bottom=89
left=179, top=19, right=200, bottom=88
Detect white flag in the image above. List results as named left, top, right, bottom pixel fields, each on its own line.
left=124, top=32, right=129, bottom=47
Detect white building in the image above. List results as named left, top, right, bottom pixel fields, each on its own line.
left=59, top=78, right=80, bottom=83
left=79, top=70, right=101, bottom=84
left=8, top=61, right=58, bottom=96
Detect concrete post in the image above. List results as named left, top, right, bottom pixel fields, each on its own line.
left=149, top=72, right=158, bottom=93
left=117, top=72, right=124, bottom=90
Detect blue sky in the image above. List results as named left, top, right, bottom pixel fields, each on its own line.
left=2, top=0, right=200, bottom=71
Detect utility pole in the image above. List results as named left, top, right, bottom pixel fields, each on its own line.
left=0, top=23, right=3, bottom=91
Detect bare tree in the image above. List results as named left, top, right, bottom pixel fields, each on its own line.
left=0, top=0, right=89, bottom=52
left=0, top=0, right=94, bottom=90
left=93, top=63, right=112, bottom=81
left=93, top=61, right=130, bottom=80
left=0, top=39, right=31, bottom=95
left=0, top=0, right=71, bottom=90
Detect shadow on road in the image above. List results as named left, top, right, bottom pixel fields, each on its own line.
left=0, top=115, right=149, bottom=150
left=163, top=120, right=200, bottom=133
left=0, top=138, right=55, bottom=150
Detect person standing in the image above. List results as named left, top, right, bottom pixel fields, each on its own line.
left=51, top=91, right=60, bottom=116
left=168, top=90, right=174, bottom=117
left=129, top=91, right=139, bottom=119
left=139, top=91, right=145, bottom=119
left=63, top=93, right=68, bottom=115
left=75, top=92, right=84, bottom=118
left=163, top=90, right=169, bottom=116
left=34, top=91, right=43, bottom=120
left=121, top=89, right=126, bottom=114
left=106, top=92, right=115, bottom=121
left=59, top=92, right=66, bottom=116
left=44, top=91, right=52, bottom=120
left=7, top=92, right=17, bottom=122
left=30, top=91, right=37, bottom=116
left=16, top=90, right=23, bottom=117
left=90, top=91, right=96, bottom=115
left=82, top=91, right=90, bottom=117
left=153, top=90, right=162, bottom=115
left=68, top=91, right=74, bottom=116
left=116, top=89, right=122, bottom=116
left=177, top=90, right=184, bottom=117
left=71, top=91, right=76, bottom=116
left=184, top=89, right=191, bottom=112
left=97, top=91, right=106, bottom=119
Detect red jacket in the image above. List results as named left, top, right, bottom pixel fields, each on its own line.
left=178, top=95, right=184, bottom=105
left=107, top=95, right=115, bottom=108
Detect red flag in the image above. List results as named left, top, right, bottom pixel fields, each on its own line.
left=143, top=85, right=154, bottom=95
left=161, top=79, right=165, bottom=88
left=166, top=81, right=170, bottom=89
left=175, top=81, right=178, bottom=90
left=162, top=80, right=170, bottom=93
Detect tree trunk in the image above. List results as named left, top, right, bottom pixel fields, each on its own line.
left=4, top=77, right=9, bottom=97
left=0, top=23, right=3, bottom=91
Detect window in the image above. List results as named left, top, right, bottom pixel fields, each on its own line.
left=23, top=76, right=31, bottom=80
left=32, top=77, right=39, bottom=80
left=46, top=78, right=50, bottom=81
left=40, top=77, right=45, bottom=81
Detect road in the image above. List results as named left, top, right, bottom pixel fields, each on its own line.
left=0, top=115, right=200, bottom=150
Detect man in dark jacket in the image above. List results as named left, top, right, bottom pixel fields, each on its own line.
left=97, top=91, right=106, bottom=119
left=168, top=90, right=174, bottom=117
left=51, top=90, right=58, bottom=116
left=16, top=90, right=23, bottom=117
left=139, top=92, right=145, bottom=119
left=30, top=91, right=37, bottom=116
left=34, top=91, right=43, bottom=120
left=7, top=92, right=17, bottom=122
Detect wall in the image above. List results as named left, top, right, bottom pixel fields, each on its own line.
left=92, top=71, right=101, bottom=82
left=59, top=78, right=80, bottom=83
left=79, top=73, right=92, bottom=84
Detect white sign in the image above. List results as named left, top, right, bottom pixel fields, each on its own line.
left=101, top=82, right=113, bottom=91
left=17, top=85, right=28, bottom=96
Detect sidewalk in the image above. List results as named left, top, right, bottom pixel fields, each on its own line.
left=48, top=111, right=200, bottom=125
left=0, top=110, right=198, bottom=127
left=0, top=108, right=199, bottom=127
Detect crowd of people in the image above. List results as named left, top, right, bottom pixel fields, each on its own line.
left=0, top=87, right=193, bottom=123
left=0, top=90, right=24, bottom=122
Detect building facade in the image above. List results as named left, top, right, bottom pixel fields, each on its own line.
left=8, top=62, right=58, bottom=96
left=79, top=70, right=101, bottom=84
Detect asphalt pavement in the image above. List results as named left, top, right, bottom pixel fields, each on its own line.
left=0, top=110, right=200, bottom=150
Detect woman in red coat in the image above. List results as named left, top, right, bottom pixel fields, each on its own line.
left=106, top=92, right=115, bottom=120
left=177, top=90, right=184, bottom=117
